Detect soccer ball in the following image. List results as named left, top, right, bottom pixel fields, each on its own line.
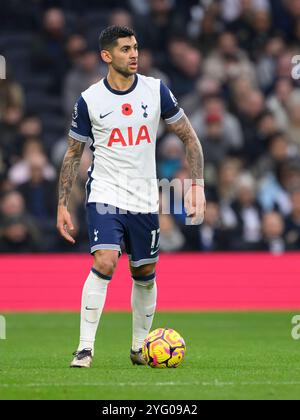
left=142, top=327, right=186, bottom=368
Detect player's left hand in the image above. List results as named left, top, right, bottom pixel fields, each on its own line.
left=184, top=184, right=206, bottom=225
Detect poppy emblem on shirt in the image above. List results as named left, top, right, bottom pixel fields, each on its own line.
left=122, top=104, right=133, bottom=116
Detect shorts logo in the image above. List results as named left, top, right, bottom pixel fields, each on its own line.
left=122, top=104, right=133, bottom=116
left=150, top=248, right=159, bottom=256
left=94, top=229, right=99, bottom=242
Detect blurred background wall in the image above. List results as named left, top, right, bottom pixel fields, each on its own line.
left=1, top=0, right=300, bottom=255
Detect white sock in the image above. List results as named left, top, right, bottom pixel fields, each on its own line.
left=131, top=276, right=157, bottom=352
left=78, top=268, right=111, bottom=355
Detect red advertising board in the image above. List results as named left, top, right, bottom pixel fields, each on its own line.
left=1, top=253, right=300, bottom=311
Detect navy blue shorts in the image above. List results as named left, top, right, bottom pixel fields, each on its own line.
left=86, top=203, right=160, bottom=267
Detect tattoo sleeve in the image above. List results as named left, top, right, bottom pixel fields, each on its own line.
left=58, top=137, right=85, bottom=207
left=167, top=114, right=204, bottom=181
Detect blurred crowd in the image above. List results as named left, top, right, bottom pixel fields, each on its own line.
left=1, top=0, right=300, bottom=254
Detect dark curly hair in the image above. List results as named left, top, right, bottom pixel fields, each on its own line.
left=99, top=25, right=136, bottom=51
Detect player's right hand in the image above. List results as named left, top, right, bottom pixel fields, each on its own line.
left=57, top=205, right=76, bottom=244
left=184, top=184, right=206, bottom=225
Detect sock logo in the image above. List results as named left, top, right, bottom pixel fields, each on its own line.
left=94, top=229, right=99, bottom=242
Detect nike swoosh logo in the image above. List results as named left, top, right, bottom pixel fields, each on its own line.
left=146, top=313, right=154, bottom=318
left=150, top=249, right=159, bottom=256
left=100, top=111, right=113, bottom=119
left=85, top=307, right=98, bottom=311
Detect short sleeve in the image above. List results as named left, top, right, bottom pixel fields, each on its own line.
left=160, top=81, right=184, bottom=124
left=69, top=96, right=92, bottom=142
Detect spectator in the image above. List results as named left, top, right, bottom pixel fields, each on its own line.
left=158, top=135, right=185, bottom=180
left=14, top=115, right=44, bottom=158
left=222, top=0, right=270, bottom=24
left=234, top=89, right=266, bottom=164
left=230, top=173, right=262, bottom=250
left=286, top=90, right=300, bottom=152
left=0, top=216, right=41, bottom=253
left=0, top=190, right=26, bottom=218
left=167, top=38, right=202, bottom=97
left=203, top=31, right=257, bottom=85
left=276, top=51, right=296, bottom=80
left=0, top=190, right=42, bottom=252
left=256, top=37, right=286, bottom=91
left=267, top=78, right=294, bottom=130
left=159, top=213, right=186, bottom=252
left=255, top=131, right=293, bottom=179
left=0, top=76, right=24, bottom=117
left=31, top=8, right=69, bottom=93
left=180, top=76, right=221, bottom=117
left=65, top=34, right=88, bottom=68
left=110, top=8, right=134, bottom=27
left=129, top=0, right=149, bottom=15
left=136, top=0, right=186, bottom=62
left=188, top=2, right=224, bottom=55
left=256, top=111, right=280, bottom=147
left=0, top=106, right=24, bottom=165
left=226, top=0, right=272, bottom=54
left=229, top=77, right=257, bottom=113
left=279, top=0, right=300, bottom=41
left=137, top=49, right=170, bottom=86
left=63, top=48, right=103, bottom=117
left=291, top=15, right=300, bottom=47
left=182, top=199, right=230, bottom=251
left=217, top=158, right=244, bottom=228
left=255, top=211, right=288, bottom=254
left=285, top=189, right=300, bottom=250
left=0, top=149, right=5, bottom=178
left=258, top=158, right=300, bottom=216
left=18, top=115, right=43, bottom=141
left=249, top=9, right=273, bottom=55
left=18, top=153, right=57, bottom=230
left=190, top=95, right=244, bottom=164
left=8, top=141, right=56, bottom=186
left=217, top=158, right=243, bottom=201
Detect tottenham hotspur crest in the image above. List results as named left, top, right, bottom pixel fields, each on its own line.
left=142, top=103, right=148, bottom=118
left=94, top=229, right=99, bottom=242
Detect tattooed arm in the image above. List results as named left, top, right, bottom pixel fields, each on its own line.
left=168, top=113, right=204, bottom=181
left=167, top=113, right=206, bottom=224
left=57, top=137, right=85, bottom=243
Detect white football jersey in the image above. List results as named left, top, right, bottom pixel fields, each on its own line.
left=69, top=73, right=183, bottom=213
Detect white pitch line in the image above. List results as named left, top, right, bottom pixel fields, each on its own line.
left=1, top=381, right=300, bottom=388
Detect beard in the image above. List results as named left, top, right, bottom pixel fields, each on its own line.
left=111, top=61, right=137, bottom=78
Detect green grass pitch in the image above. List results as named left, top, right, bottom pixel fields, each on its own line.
left=0, top=312, right=300, bottom=400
